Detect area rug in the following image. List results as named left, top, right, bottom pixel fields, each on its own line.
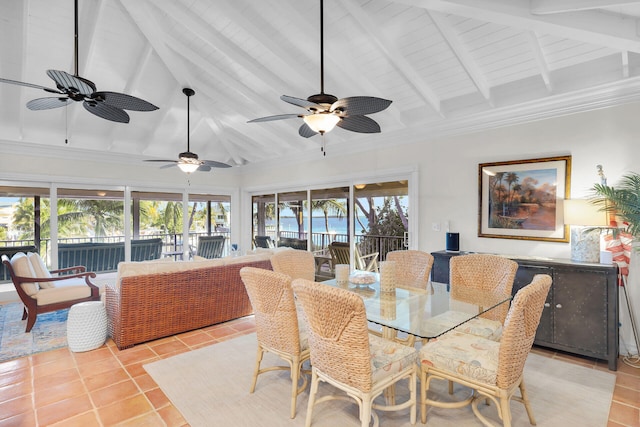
left=144, top=333, right=616, bottom=427
left=0, top=302, right=68, bottom=362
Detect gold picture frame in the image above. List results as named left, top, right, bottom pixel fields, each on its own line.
left=478, top=155, right=571, bottom=242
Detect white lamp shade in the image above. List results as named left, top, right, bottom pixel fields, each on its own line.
left=563, top=199, right=608, bottom=226
left=303, top=112, right=340, bottom=134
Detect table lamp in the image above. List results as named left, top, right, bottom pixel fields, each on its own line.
left=563, top=199, right=608, bottom=262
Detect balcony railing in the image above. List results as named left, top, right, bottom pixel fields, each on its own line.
left=269, top=230, right=405, bottom=262
left=0, top=231, right=232, bottom=277
left=2, top=229, right=402, bottom=280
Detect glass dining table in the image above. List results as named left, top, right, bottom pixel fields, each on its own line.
left=322, top=273, right=512, bottom=341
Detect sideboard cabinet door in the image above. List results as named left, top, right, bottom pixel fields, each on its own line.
left=552, top=269, right=609, bottom=357
left=514, top=264, right=553, bottom=345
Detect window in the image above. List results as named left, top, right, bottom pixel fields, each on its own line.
left=0, top=185, right=50, bottom=263
left=249, top=179, right=410, bottom=262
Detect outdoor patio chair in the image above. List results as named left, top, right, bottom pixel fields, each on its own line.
left=253, top=235, right=274, bottom=249
left=1, top=252, right=100, bottom=332
left=196, top=235, right=225, bottom=259
left=328, top=241, right=379, bottom=273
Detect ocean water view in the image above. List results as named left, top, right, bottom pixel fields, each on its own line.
left=270, top=216, right=369, bottom=235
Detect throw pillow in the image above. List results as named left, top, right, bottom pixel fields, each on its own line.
left=10, top=252, right=39, bottom=296
left=27, top=252, right=54, bottom=289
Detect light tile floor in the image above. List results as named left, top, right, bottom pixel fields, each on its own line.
left=0, top=316, right=638, bottom=426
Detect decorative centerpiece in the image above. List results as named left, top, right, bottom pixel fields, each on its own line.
left=349, top=271, right=376, bottom=286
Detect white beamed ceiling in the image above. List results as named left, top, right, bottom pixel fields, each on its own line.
left=2, top=0, right=640, bottom=168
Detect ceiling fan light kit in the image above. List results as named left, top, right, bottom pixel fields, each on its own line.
left=248, top=0, right=392, bottom=149
left=303, top=112, right=341, bottom=134
left=144, top=88, right=232, bottom=173
left=177, top=161, right=201, bottom=174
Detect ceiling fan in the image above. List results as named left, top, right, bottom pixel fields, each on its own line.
left=145, top=88, right=232, bottom=174
left=0, top=0, right=158, bottom=123
left=247, top=0, right=392, bottom=151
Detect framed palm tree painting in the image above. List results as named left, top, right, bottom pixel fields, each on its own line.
left=478, top=155, right=571, bottom=242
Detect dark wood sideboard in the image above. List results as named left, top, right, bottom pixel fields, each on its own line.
left=431, top=250, right=619, bottom=370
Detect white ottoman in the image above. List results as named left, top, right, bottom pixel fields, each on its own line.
left=67, top=301, right=108, bottom=352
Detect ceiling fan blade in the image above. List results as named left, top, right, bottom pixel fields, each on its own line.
left=337, top=115, right=381, bottom=133
left=144, top=159, right=178, bottom=163
left=202, top=159, right=232, bottom=168
left=26, top=97, right=71, bottom=110
left=299, top=122, right=317, bottom=138
left=46, top=70, right=94, bottom=95
left=197, top=165, right=212, bottom=172
left=0, top=77, right=60, bottom=94
left=94, top=91, right=158, bottom=111
left=247, top=113, right=301, bottom=123
left=331, top=97, right=392, bottom=116
left=83, top=100, right=130, bottom=123
left=281, top=95, right=322, bottom=109
left=160, top=163, right=177, bottom=170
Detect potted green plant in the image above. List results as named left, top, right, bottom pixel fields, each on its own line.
left=591, top=172, right=640, bottom=238
left=592, top=171, right=640, bottom=368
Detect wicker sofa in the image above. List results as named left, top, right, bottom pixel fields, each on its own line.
left=105, top=253, right=273, bottom=349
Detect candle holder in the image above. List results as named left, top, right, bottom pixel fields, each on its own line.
left=380, top=291, right=397, bottom=320
left=379, top=260, right=396, bottom=293
left=335, top=264, right=349, bottom=287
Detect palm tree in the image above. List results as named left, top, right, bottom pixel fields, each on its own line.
left=73, top=199, right=124, bottom=238
left=310, top=199, right=347, bottom=232
left=12, top=198, right=86, bottom=240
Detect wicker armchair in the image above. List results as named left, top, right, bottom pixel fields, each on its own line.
left=291, top=278, right=418, bottom=427
left=270, top=249, right=315, bottom=281
left=239, top=267, right=310, bottom=419
left=419, top=274, right=552, bottom=426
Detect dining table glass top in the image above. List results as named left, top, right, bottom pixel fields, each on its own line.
left=322, top=272, right=512, bottom=340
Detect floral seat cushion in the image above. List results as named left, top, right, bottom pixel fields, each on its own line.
left=419, top=330, right=499, bottom=385
left=368, top=333, right=418, bottom=384
left=423, top=310, right=503, bottom=341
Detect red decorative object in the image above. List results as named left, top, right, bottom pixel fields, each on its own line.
left=604, top=232, right=632, bottom=284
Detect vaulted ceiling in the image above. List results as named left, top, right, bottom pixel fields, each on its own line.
left=2, top=0, right=640, bottom=169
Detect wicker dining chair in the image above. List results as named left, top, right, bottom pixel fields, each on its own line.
left=239, top=267, right=310, bottom=419
left=291, top=278, right=418, bottom=427
left=448, top=254, right=518, bottom=340
left=373, top=250, right=435, bottom=346
left=386, top=250, right=434, bottom=291
left=419, top=274, right=552, bottom=426
left=270, top=249, right=315, bottom=281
